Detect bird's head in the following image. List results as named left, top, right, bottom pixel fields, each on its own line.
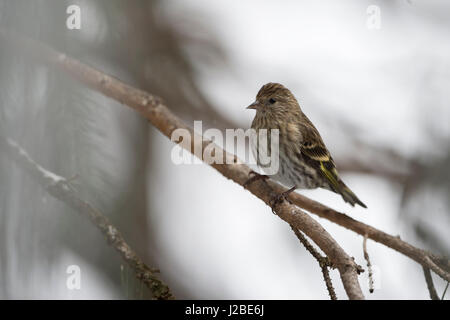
left=247, top=83, right=301, bottom=119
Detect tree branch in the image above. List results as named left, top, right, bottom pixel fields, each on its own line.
left=442, top=282, right=449, bottom=300
left=363, top=234, right=374, bottom=294
left=0, top=137, right=174, bottom=300
left=1, top=30, right=366, bottom=300
left=291, top=225, right=338, bottom=300
left=282, top=190, right=450, bottom=283
left=422, top=267, right=439, bottom=300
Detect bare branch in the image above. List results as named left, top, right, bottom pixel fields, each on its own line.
left=291, top=225, right=337, bottom=300
left=273, top=199, right=364, bottom=299
left=363, top=234, right=374, bottom=294
left=281, top=190, right=450, bottom=283
left=442, top=282, right=449, bottom=300
left=0, top=137, right=174, bottom=300
left=422, top=267, right=439, bottom=300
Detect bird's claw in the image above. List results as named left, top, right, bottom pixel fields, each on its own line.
left=269, top=186, right=296, bottom=214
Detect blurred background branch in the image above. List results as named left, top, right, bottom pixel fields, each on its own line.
left=0, top=136, right=174, bottom=300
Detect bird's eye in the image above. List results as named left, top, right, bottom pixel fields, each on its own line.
left=269, top=98, right=276, bottom=104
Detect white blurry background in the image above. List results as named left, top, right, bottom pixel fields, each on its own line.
left=0, top=0, right=449, bottom=299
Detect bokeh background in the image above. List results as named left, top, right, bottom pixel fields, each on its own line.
left=0, top=0, right=449, bottom=299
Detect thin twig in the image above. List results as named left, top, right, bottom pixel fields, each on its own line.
left=363, top=234, right=374, bottom=293
left=291, top=225, right=337, bottom=300
left=0, top=137, right=174, bottom=300
left=441, top=282, right=449, bottom=300
left=422, top=267, right=439, bottom=300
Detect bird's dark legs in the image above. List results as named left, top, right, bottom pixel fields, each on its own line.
left=243, top=170, right=269, bottom=187
left=270, top=186, right=297, bottom=213
left=244, top=172, right=296, bottom=214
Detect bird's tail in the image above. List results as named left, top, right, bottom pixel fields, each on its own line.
left=319, top=161, right=367, bottom=208
left=335, top=180, right=367, bottom=208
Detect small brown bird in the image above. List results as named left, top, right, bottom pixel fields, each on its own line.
left=246, top=82, right=367, bottom=208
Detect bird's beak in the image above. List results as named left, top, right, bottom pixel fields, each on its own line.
left=246, top=101, right=259, bottom=110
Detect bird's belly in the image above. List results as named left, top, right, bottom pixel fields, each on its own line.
left=272, top=149, right=322, bottom=189
left=250, top=132, right=322, bottom=189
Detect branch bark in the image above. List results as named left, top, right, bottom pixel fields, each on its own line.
left=0, top=137, right=174, bottom=300
left=282, top=190, right=450, bottom=283
left=363, top=234, right=374, bottom=294
left=422, top=267, right=439, bottom=300
left=291, top=225, right=337, bottom=300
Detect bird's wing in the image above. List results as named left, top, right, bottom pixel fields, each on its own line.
left=299, top=119, right=340, bottom=190
left=299, top=117, right=332, bottom=162
left=301, top=141, right=339, bottom=189
left=299, top=119, right=367, bottom=208
left=301, top=141, right=331, bottom=162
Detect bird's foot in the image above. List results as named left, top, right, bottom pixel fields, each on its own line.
left=244, top=170, right=269, bottom=188
left=270, top=186, right=296, bottom=214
